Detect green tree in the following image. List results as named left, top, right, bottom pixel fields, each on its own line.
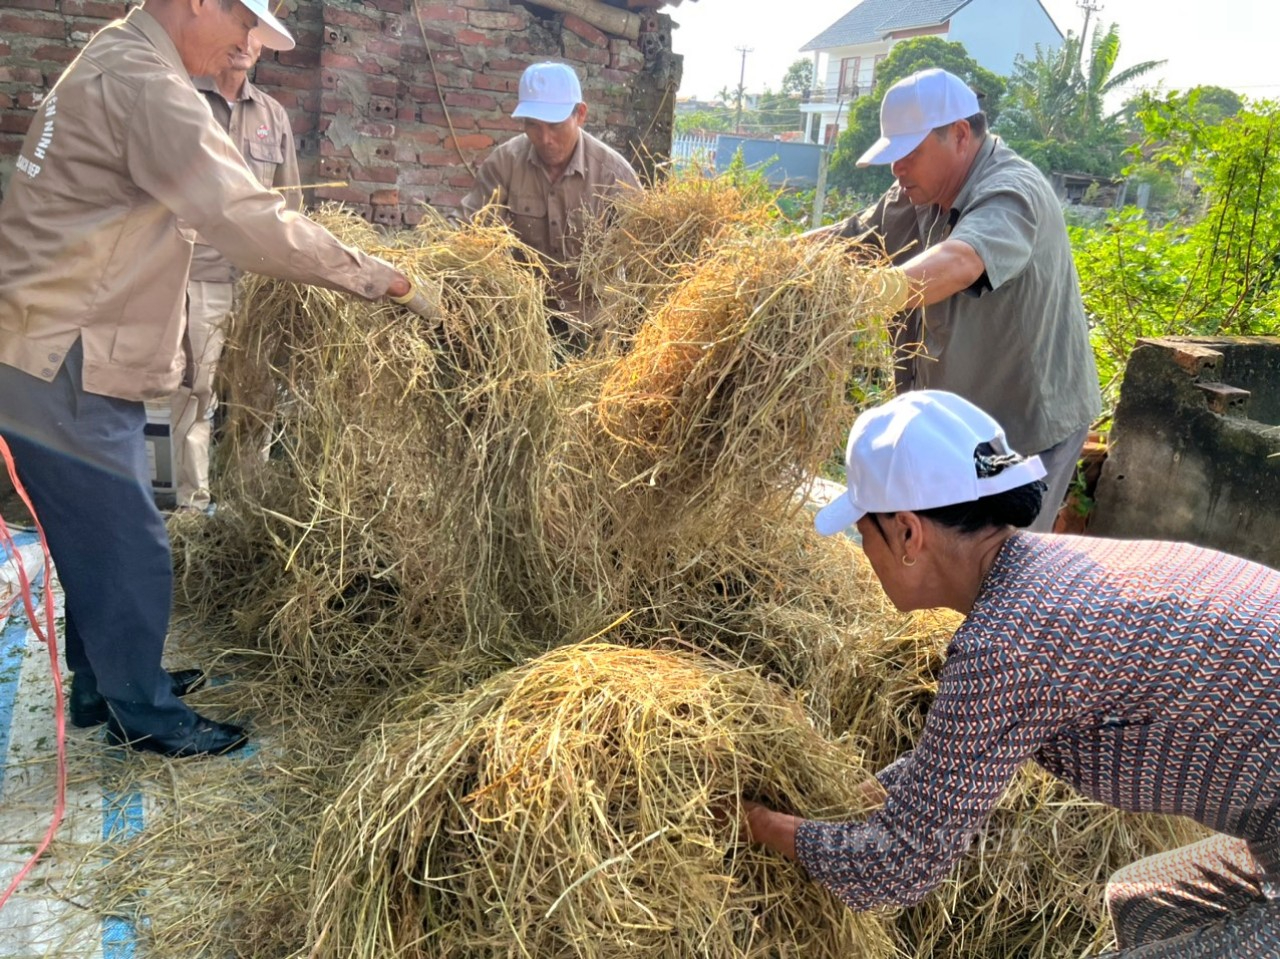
left=827, top=37, right=1006, bottom=196
left=999, top=24, right=1163, bottom=177
left=1072, top=98, right=1280, bottom=409
left=780, top=58, right=814, bottom=99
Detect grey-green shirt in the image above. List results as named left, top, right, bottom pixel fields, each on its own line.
left=839, top=136, right=1101, bottom=454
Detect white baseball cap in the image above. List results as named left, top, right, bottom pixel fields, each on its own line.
left=814, top=391, right=1047, bottom=536
left=856, top=68, right=980, bottom=167
left=239, top=0, right=295, bottom=52
left=512, top=62, right=583, bottom=123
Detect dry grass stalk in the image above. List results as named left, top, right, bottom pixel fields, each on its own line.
left=577, top=170, right=779, bottom=345
left=307, top=643, right=895, bottom=959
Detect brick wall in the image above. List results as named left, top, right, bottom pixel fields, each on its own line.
left=0, top=0, right=683, bottom=221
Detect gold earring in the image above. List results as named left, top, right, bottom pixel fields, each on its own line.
left=901, top=555, right=916, bottom=567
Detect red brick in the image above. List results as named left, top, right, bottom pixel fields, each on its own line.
left=443, top=91, right=496, bottom=110
left=0, top=113, right=35, bottom=134
left=366, top=0, right=405, bottom=11
left=444, top=133, right=493, bottom=151
left=365, top=39, right=402, bottom=58
left=428, top=190, right=463, bottom=208
left=454, top=28, right=499, bottom=47
left=563, top=14, right=607, bottom=47
left=62, top=0, right=125, bottom=18
left=447, top=172, right=475, bottom=189
left=0, top=135, right=24, bottom=155
left=367, top=77, right=399, bottom=97
left=471, top=73, right=516, bottom=93
left=0, top=15, right=63, bottom=37
left=315, top=185, right=369, bottom=204
left=357, top=121, right=396, bottom=138
left=17, top=92, right=46, bottom=109
left=399, top=165, right=444, bottom=186
left=0, top=42, right=10, bottom=57
left=486, top=58, right=532, bottom=73
left=0, top=66, right=45, bottom=85
left=4, top=0, right=57, bottom=9
left=356, top=164, right=398, bottom=184
left=415, top=3, right=467, bottom=21
left=370, top=188, right=399, bottom=205
left=32, top=43, right=79, bottom=63
left=253, top=63, right=318, bottom=90
left=276, top=47, right=318, bottom=68
left=320, top=50, right=371, bottom=71
left=399, top=127, right=442, bottom=146
left=0, top=93, right=12, bottom=110
left=323, top=8, right=381, bottom=31
left=467, top=10, right=523, bottom=29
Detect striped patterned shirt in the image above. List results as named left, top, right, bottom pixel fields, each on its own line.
left=796, top=533, right=1280, bottom=909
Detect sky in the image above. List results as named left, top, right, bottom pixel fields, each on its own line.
left=669, top=0, right=1280, bottom=104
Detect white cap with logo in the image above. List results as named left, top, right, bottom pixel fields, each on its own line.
left=813, top=390, right=1046, bottom=536
left=512, top=62, right=583, bottom=123
left=856, top=68, right=980, bottom=167
left=238, top=0, right=295, bottom=52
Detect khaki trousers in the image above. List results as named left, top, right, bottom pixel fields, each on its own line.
left=170, top=280, right=234, bottom=509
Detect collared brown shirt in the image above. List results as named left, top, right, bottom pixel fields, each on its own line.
left=188, top=75, right=302, bottom=283
left=461, top=129, right=640, bottom=266
left=0, top=7, right=397, bottom=401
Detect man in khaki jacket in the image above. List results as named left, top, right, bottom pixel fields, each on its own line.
left=461, top=62, right=640, bottom=349
left=171, top=32, right=299, bottom=513
left=0, top=0, right=434, bottom=758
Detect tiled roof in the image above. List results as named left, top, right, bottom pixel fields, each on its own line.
left=800, top=0, right=971, bottom=52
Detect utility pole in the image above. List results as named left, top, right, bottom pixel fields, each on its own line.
left=811, top=97, right=846, bottom=229
left=1076, top=0, right=1103, bottom=67
left=734, top=45, right=753, bottom=134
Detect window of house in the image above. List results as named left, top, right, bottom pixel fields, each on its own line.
left=839, top=57, right=861, bottom=97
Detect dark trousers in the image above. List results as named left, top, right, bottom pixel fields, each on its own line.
left=1099, top=834, right=1280, bottom=957
left=0, top=343, right=194, bottom=735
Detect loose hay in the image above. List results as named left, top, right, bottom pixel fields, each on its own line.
left=578, top=170, right=779, bottom=345
left=128, top=194, right=1205, bottom=959
left=307, top=643, right=895, bottom=959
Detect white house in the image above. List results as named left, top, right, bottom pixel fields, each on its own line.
left=799, top=0, right=1063, bottom=142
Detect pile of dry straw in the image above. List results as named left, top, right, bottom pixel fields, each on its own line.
left=84, top=173, right=1198, bottom=959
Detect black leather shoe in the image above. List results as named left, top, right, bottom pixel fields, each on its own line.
left=69, top=668, right=208, bottom=728
left=105, top=714, right=249, bottom=758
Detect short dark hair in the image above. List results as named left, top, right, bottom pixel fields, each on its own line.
left=931, top=111, right=988, bottom=141
left=871, top=441, right=1046, bottom=533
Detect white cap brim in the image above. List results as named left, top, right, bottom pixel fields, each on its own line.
left=814, top=491, right=863, bottom=536
left=244, top=2, right=295, bottom=52
left=857, top=131, right=929, bottom=167
left=512, top=101, right=577, bottom=123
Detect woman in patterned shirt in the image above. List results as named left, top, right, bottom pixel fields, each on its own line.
left=743, top=390, right=1280, bottom=957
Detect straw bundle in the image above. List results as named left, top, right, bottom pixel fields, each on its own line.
left=173, top=207, right=561, bottom=695
left=307, top=643, right=896, bottom=959
left=577, top=171, right=779, bottom=344
left=589, top=237, right=895, bottom=556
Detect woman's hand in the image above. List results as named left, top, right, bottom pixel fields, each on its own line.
left=741, top=800, right=801, bottom=861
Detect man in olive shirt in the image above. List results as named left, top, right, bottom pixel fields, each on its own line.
left=172, top=32, right=299, bottom=513
left=817, top=69, right=1101, bottom=530
left=0, top=0, right=432, bottom=758
left=461, top=62, right=640, bottom=347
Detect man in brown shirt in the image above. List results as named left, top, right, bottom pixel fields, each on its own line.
left=461, top=62, right=640, bottom=347
left=0, top=0, right=433, bottom=758
left=171, top=32, right=300, bottom=513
